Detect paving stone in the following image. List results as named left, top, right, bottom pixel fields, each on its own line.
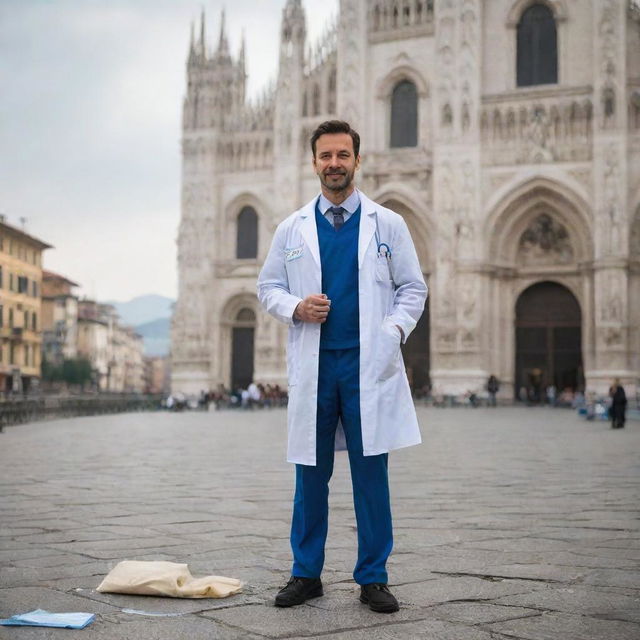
left=307, top=618, right=508, bottom=639
left=428, top=601, right=542, bottom=624
left=486, top=611, right=640, bottom=640
left=581, top=568, right=640, bottom=589
left=392, top=576, right=548, bottom=606
left=201, top=597, right=427, bottom=638
left=492, top=585, right=640, bottom=623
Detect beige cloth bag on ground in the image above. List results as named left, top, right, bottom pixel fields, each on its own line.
left=96, top=561, right=242, bottom=598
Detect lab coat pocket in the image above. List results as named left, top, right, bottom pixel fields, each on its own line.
left=375, top=256, right=392, bottom=283
left=376, top=320, right=401, bottom=382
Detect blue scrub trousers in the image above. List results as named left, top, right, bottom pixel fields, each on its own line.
left=290, top=347, right=393, bottom=585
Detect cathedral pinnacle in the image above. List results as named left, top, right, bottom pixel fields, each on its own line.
left=199, top=8, right=206, bottom=57
left=218, top=7, right=230, bottom=55
left=239, top=30, right=246, bottom=72
left=188, top=20, right=196, bottom=63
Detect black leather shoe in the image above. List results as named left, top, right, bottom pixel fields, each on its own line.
left=359, top=583, right=399, bottom=613
left=275, top=576, right=323, bottom=607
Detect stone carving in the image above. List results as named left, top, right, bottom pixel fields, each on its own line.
left=436, top=328, right=456, bottom=350
left=481, top=98, right=593, bottom=166
left=517, top=214, right=574, bottom=266
left=436, top=2, right=456, bottom=141
left=600, top=326, right=623, bottom=347
left=458, top=0, right=479, bottom=135
left=460, top=329, right=477, bottom=349
left=598, top=0, right=620, bottom=128
left=600, top=143, right=624, bottom=256
left=455, top=160, right=476, bottom=258
left=600, top=271, right=624, bottom=323
left=526, top=106, right=553, bottom=162
left=458, top=279, right=476, bottom=323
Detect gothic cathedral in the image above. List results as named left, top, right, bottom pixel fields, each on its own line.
left=172, top=0, right=640, bottom=400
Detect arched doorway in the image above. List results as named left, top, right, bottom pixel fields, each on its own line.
left=515, top=281, right=583, bottom=402
left=231, top=308, right=255, bottom=391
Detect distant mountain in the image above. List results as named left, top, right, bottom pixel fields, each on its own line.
left=105, top=294, right=174, bottom=327
left=135, top=317, right=171, bottom=357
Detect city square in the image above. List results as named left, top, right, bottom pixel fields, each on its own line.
left=1, top=406, right=638, bottom=639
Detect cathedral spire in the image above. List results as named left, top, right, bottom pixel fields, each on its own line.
left=199, top=8, right=206, bottom=57
left=218, top=7, right=229, bottom=55
left=280, top=0, right=306, bottom=48
left=188, top=20, right=196, bottom=62
left=239, top=29, right=246, bottom=73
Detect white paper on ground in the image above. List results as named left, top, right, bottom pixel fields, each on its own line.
left=0, top=609, right=95, bottom=628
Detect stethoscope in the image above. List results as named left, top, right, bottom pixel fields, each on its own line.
left=375, top=214, right=394, bottom=280
left=375, top=214, right=392, bottom=259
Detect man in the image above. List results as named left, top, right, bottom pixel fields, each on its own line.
left=257, top=120, right=427, bottom=613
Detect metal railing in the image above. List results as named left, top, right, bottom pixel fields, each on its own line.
left=0, top=394, right=164, bottom=429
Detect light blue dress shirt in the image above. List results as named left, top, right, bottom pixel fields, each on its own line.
left=317, top=190, right=361, bottom=227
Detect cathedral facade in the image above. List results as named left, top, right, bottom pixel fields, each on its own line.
left=171, top=0, right=640, bottom=401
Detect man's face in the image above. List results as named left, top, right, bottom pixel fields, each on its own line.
left=312, top=133, right=360, bottom=193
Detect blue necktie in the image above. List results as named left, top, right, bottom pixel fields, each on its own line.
left=329, top=206, right=345, bottom=230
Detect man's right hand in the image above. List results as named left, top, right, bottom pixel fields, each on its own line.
left=294, top=294, right=331, bottom=323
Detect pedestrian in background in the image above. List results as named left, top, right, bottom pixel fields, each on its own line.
left=257, top=120, right=427, bottom=613
left=609, top=379, right=627, bottom=429
left=487, top=375, right=499, bottom=407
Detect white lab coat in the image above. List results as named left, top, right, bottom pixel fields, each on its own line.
left=257, top=190, right=428, bottom=465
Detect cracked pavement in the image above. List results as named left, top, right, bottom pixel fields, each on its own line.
left=0, top=407, right=639, bottom=639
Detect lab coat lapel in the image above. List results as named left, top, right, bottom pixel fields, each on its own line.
left=298, top=198, right=320, bottom=267
left=358, top=191, right=377, bottom=268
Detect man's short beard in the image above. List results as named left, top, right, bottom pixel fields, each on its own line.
left=322, top=171, right=353, bottom=192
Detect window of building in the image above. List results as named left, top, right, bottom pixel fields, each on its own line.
left=390, top=80, right=418, bottom=147
left=9, top=273, right=13, bottom=291
left=0, top=235, right=3, bottom=251
left=18, top=276, right=28, bottom=294
left=9, top=308, right=13, bottom=328
left=517, top=3, right=557, bottom=87
left=236, top=206, right=258, bottom=259
left=24, top=310, right=28, bottom=329
left=9, top=343, right=15, bottom=364
left=32, top=312, right=37, bottom=331
left=0, top=304, right=3, bottom=327
left=0, top=265, right=3, bottom=288
left=32, top=280, right=38, bottom=297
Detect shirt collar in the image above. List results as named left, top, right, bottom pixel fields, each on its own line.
left=317, top=189, right=361, bottom=215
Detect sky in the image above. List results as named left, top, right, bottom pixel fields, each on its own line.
left=0, top=0, right=338, bottom=302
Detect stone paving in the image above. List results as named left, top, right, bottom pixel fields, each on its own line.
left=0, top=406, right=639, bottom=639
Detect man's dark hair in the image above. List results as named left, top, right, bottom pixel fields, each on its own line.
left=310, top=120, right=360, bottom=158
